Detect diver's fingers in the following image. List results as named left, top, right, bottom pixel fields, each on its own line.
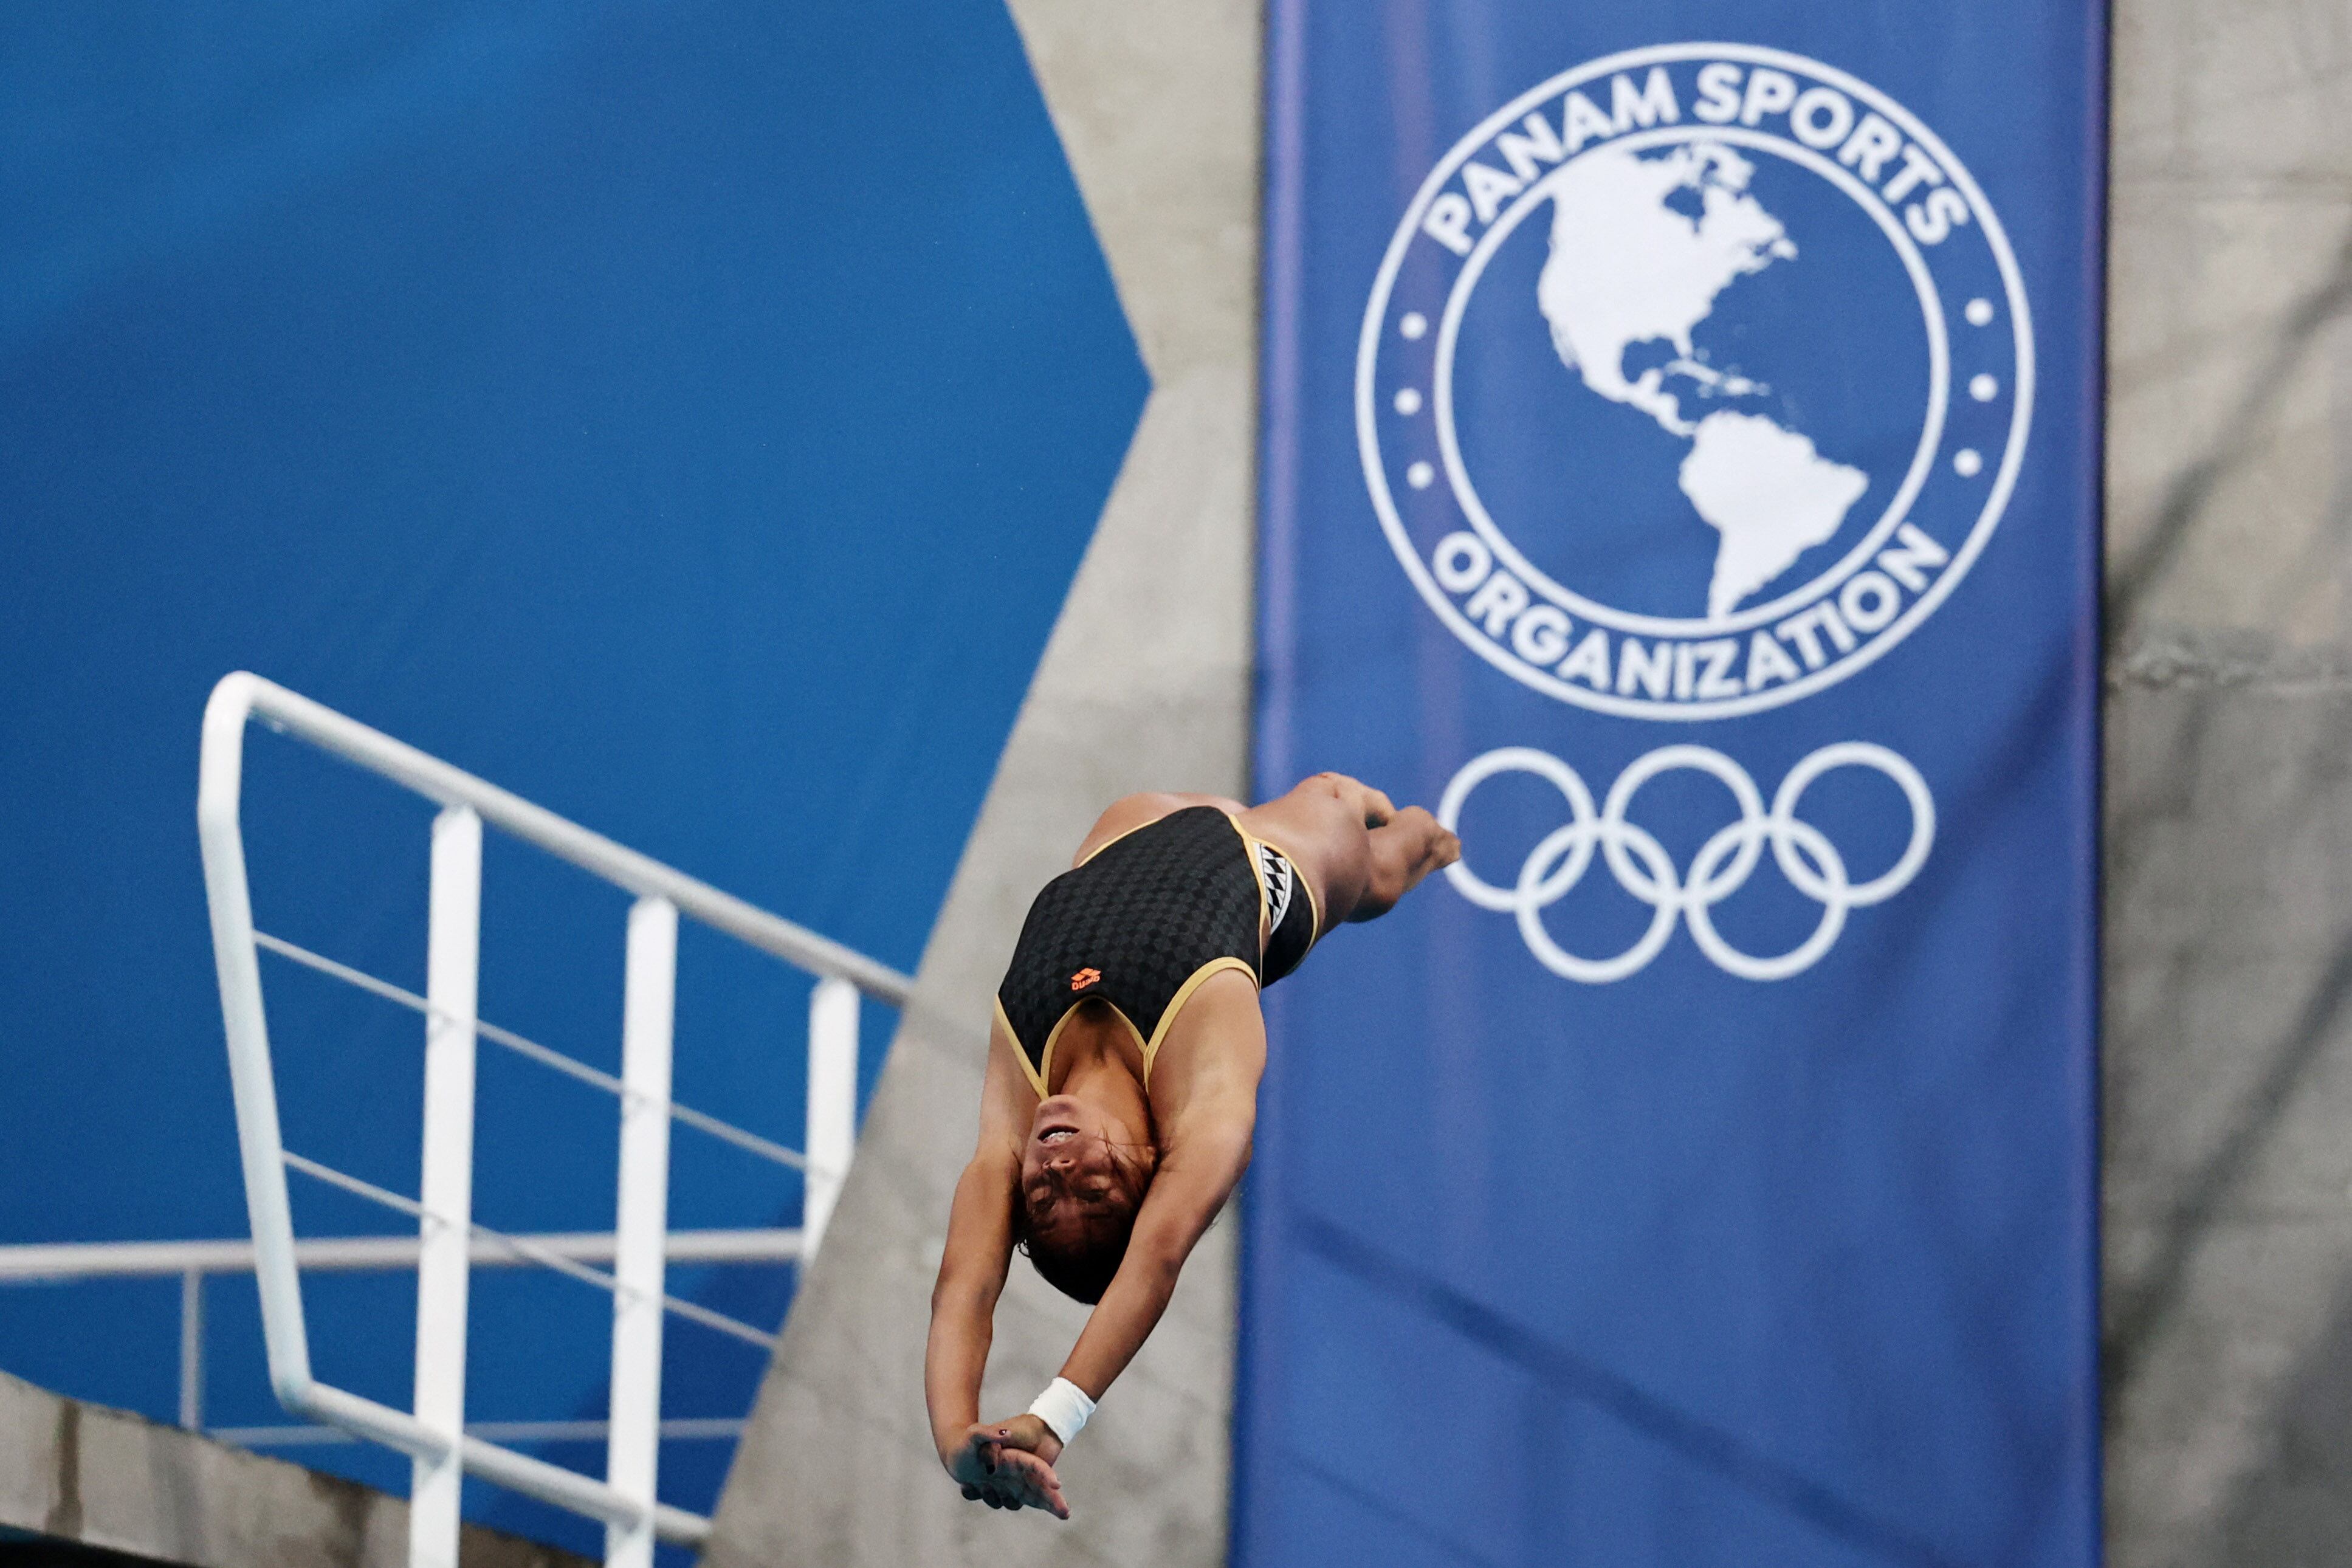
left=992, top=1450, right=1064, bottom=1516
left=1017, top=1454, right=1072, bottom=1519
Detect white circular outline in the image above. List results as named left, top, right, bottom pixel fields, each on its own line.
left=1357, top=43, right=2037, bottom=721
left=1432, top=125, right=1950, bottom=638
left=1437, top=740, right=1936, bottom=982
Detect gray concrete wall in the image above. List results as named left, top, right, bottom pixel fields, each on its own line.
left=0, top=1370, right=583, bottom=1568
left=2102, top=0, right=2352, bottom=1563
left=703, top=2, right=1262, bottom=1564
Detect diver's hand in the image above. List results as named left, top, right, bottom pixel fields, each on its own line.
left=985, top=1413, right=1066, bottom=1467
left=944, top=1419, right=1070, bottom=1519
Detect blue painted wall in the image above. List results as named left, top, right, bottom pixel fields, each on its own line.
left=0, top=1, right=1144, bottom=1554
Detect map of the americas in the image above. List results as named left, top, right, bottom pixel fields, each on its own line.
left=1535, top=142, right=1867, bottom=618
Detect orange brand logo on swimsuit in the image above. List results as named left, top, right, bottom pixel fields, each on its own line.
left=1068, top=968, right=1101, bottom=992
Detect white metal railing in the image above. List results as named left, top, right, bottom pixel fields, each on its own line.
left=0, top=1228, right=801, bottom=1436
left=177, top=671, right=912, bottom=1567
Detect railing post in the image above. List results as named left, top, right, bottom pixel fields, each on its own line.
left=198, top=677, right=316, bottom=1411
left=607, top=896, right=677, bottom=1568
left=804, top=977, right=859, bottom=1260
left=179, top=1268, right=205, bottom=1430
left=412, top=805, right=481, bottom=1568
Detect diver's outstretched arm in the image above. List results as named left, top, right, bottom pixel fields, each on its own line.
left=972, top=1113, right=1254, bottom=1500
left=930, top=1141, right=1071, bottom=1518
left=938, top=1132, right=1246, bottom=1519
left=1059, top=1116, right=1252, bottom=1398
left=926, top=1029, right=1047, bottom=1505
left=925, top=1148, right=1013, bottom=1441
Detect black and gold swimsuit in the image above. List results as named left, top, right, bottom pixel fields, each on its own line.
left=995, top=806, right=1321, bottom=1096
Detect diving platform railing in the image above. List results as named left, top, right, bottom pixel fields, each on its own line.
left=0, top=673, right=913, bottom=1568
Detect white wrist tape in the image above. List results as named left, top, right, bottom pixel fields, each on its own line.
left=1026, top=1377, right=1096, bottom=1446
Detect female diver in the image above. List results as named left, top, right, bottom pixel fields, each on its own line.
left=923, top=772, right=1460, bottom=1518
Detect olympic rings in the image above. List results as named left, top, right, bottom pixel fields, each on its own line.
left=1437, top=742, right=1935, bottom=982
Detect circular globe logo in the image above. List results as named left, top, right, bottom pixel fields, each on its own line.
left=1360, top=44, right=2033, bottom=720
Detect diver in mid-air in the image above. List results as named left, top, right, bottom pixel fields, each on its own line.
left=924, top=772, right=1459, bottom=1518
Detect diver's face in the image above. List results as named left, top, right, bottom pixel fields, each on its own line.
left=1021, top=1096, right=1137, bottom=1237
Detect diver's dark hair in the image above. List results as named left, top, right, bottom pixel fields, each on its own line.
left=1011, top=1141, right=1152, bottom=1305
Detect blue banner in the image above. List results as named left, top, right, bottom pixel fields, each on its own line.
left=1245, top=8, right=2102, bottom=1567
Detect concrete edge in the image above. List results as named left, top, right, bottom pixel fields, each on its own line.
left=0, top=1370, right=588, bottom=1568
